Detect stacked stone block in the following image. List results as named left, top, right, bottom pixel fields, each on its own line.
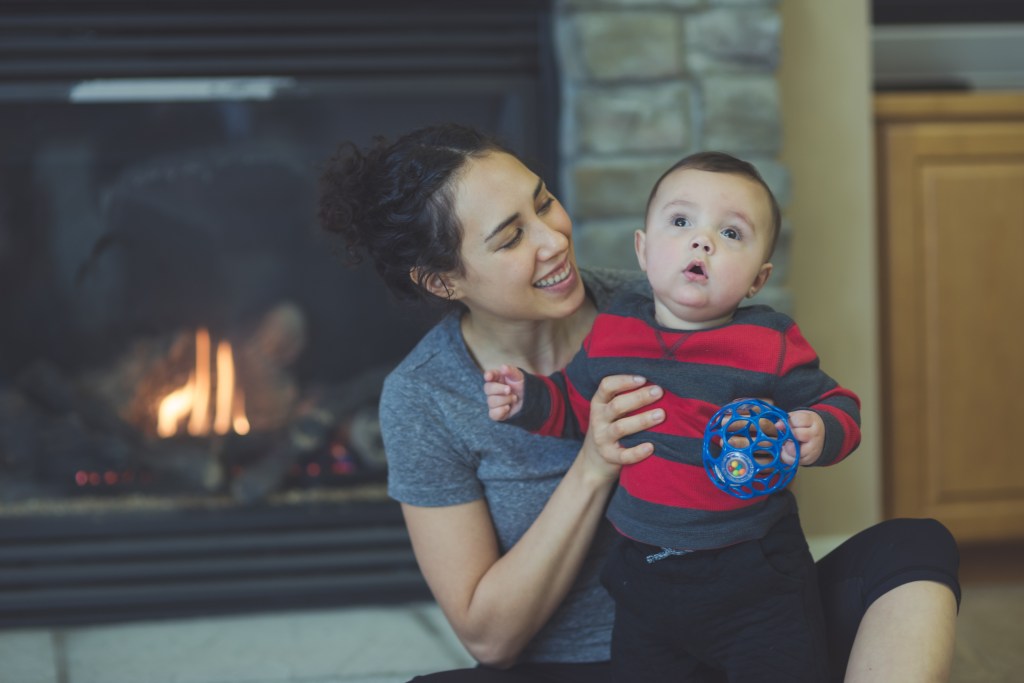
left=555, top=0, right=790, bottom=310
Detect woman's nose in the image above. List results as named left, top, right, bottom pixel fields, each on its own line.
left=537, top=223, right=568, bottom=256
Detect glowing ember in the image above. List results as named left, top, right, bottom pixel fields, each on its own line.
left=156, top=328, right=250, bottom=438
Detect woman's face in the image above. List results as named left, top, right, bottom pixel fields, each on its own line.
left=446, top=152, right=584, bottom=322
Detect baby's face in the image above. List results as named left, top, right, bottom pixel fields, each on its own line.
left=636, top=168, right=774, bottom=330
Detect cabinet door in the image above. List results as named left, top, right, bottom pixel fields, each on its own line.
left=878, top=118, right=1024, bottom=542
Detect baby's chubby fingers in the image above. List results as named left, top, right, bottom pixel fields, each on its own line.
left=488, top=404, right=513, bottom=421
left=485, top=389, right=516, bottom=408
left=484, top=380, right=514, bottom=399
left=780, top=440, right=798, bottom=465
left=483, top=363, right=522, bottom=383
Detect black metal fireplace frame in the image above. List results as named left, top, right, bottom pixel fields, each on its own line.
left=0, top=0, right=559, bottom=184
left=0, top=498, right=429, bottom=628
left=0, top=0, right=557, bottom=627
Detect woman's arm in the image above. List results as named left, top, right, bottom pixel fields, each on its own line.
left=403, top=374, right=664, bottom=668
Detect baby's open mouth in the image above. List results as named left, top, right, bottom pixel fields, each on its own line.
left=685, top=260, right=707, bottom=278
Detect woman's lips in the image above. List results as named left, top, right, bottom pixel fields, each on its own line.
left=534, top=260, right=573, bottom=288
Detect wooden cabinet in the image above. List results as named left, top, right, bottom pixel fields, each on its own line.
left=875, top=92, right=1024, bottom=543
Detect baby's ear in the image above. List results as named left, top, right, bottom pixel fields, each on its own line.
left=747, top=262, right=773, bottom=298
left=634, top=229, right=649, bottom=272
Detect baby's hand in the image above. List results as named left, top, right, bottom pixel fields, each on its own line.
left=781, top=410, right=825, bottom=465
left=483, top=365, right=526, bottom=421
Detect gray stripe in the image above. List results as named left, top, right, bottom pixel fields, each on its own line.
left=607, top=487, right=797, bottom=550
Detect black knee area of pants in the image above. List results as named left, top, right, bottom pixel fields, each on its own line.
left=814, top=518, right=960, bottom=681
left=872, top=518, right=961, bottom=609
left=818, top=517, right=961, bottom=611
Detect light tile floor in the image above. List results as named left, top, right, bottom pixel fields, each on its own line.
left=3, top=582, right=1016, bottom=683
left=0, top=601, right=474, bottom=683
left=0, top=537, right=856, bottom=683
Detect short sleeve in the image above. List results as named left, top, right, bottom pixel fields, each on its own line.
left=380, top=368, right=483, bottom=507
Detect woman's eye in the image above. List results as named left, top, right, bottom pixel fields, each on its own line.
left=538, top=197, right=555, bottom=214
left=721, top=227, right=740, bottom=240
left=672, top=216, right=691, bottom=228
left=499, top=228, right=524, bottom=250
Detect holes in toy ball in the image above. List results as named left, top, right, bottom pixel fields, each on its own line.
left=702, top=399, right=799, bottom=499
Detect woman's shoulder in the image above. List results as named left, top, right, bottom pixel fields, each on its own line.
left=389, top=312, right=461, bottom=367
left=382, top=314, right=465, bottom=401
left=733, top=304, right=796, bottom=331
left=581, top=266, right=649, bottom=310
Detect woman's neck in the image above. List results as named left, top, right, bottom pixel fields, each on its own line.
left=460, top=299, right=597, bottom=377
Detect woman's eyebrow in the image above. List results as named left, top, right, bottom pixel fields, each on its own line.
left=484, top=178, right=544, bottom=243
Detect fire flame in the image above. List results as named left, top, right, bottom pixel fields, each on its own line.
left=156, top=328, right=251, bottom=438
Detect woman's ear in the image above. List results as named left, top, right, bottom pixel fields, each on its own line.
left=746, top=262, right=773, bottom=298
left=411, top=268, right=459, bottom=301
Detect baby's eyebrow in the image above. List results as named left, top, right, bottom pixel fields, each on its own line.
left=484, top=178, right=544, bottom=243
left=725, top=210, right=755, bottom=227
left=662, top=199, right=696, bottom=211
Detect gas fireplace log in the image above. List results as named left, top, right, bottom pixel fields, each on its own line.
left=0, top=385, right=141, bottom=496
left=137, top=437, right=224, bottom=493
left=229, top=366, right=390, bottom=504
left=0, top=387, right=45, bottom=472
left=14, top=359, right=142, bottom=446
left=228, top=390, right=363, bottom=504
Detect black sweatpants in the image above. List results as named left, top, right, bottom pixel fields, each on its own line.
left=408, top=517, right=960, bottom=683
left=600, top=514, right=828, bottom=683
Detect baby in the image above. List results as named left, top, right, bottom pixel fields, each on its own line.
left=484, top=151, right=861, bottom=682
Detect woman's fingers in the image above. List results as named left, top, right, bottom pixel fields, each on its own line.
left=595, top=375, right=663, bottom=417
left=584, top=375, right=665, bottom=468
left=605, top=409, right=664, bottom=443
left=614, top=442, right=655, bottom=465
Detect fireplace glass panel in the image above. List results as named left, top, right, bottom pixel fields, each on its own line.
left=0, top=76, right=547, bottom=514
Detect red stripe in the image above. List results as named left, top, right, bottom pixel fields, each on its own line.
left=588, top=314, right=791, bottom=374
left=817, top=389, right=862, bottom=462
left=619, top=456, right=763, bottom=511
left=647, top=394, right=716, bottom=437
left=778, top=324, right=820, bottom=374
left=567, top=377, right=590, bottom=434
left=535, top=375, right=567, bottom=437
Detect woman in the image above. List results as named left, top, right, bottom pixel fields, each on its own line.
left=319, top=124, right=960, bottom=682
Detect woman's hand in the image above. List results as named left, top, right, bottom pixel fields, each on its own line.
left=403, top=375, right=665, bottom=668
left=581, top=374, right=665, bottom=481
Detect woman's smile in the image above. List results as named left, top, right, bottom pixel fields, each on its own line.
left=534, top=259, right=575, bottom=289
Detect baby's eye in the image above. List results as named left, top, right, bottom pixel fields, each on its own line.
left=721, top=227, right=740, bottom=240
left=672, top=216, right=691, bottom=228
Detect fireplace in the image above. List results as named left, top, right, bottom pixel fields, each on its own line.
left=0, top=1, right=557, bottom=627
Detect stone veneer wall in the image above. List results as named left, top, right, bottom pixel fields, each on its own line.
left=554, top=0, right=790, bottom=311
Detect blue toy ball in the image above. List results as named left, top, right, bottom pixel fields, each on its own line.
left=702, top=398, right=799, bottom=499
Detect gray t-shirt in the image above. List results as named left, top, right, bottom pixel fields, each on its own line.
left=381, top=268, right=643, bottom=664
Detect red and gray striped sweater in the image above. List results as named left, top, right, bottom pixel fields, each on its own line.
left=511, top=291, right=861, bottom=550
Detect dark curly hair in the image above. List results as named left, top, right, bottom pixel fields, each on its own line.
left=645, top=151, right=782, bottom=258
left=319, top=123, right=511, bottom=303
